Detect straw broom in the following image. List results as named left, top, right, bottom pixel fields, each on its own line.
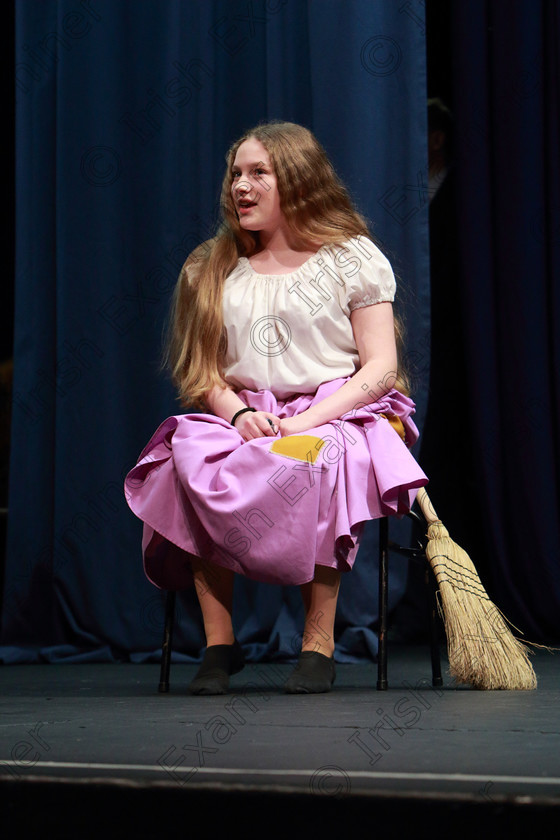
left=415, top=487, right=537, bottom=690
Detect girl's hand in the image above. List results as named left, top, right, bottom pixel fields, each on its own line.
left=278, top=412, right=318, bottom=437
left=234, top=410, right=281, bottom=442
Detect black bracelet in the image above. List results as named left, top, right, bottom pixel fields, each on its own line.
left=231, top=406, right=256, bottom=426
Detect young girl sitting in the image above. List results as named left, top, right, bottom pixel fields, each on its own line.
left=125, top=120, right=427, bottom=695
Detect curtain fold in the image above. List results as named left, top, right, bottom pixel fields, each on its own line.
left=449, top=0, right=560, bottom=641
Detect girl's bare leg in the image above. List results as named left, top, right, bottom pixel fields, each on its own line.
left=299, top=565, right=341, bottom=657
left=191, top=556, right=235, bottom=646
left=188, top=557, right=244, bottom=695
left=285, top=565, right=340, bottom=693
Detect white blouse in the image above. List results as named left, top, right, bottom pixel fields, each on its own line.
left=222, top=236, right=396, bottom=399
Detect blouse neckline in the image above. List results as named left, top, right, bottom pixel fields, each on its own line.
left=239, top=245, right=327, bottom=278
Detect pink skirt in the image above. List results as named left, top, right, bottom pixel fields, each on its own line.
left=124, top=379, right=428, bottom=591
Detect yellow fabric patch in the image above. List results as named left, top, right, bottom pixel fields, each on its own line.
left=380, top=413, right=406, bottom=441
left=270, top=435, right=325, bottom=463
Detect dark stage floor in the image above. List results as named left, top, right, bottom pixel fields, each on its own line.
left=1, top=646, right=559, bottom=838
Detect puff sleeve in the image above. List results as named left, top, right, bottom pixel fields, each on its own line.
left=333, top=236, right=397, bottom=315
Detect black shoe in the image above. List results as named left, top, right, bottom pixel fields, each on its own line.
left=188, top=640, right=245, bottom=695
left=284, top=651, right=336, bottom=694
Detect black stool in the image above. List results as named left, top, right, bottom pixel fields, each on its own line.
left=377, top=509, right=443, bottom=690
left=157, top=511, right=443, bottom=693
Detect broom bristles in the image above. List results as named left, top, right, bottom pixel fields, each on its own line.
left=416, top=490, right=537, bottom=690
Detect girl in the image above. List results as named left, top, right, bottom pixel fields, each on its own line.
left=125, top=121, right=427, bottom=695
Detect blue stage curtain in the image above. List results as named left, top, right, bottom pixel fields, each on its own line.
left=448, top=0, right=560, bottom=642
left=2, top=0, right=429, bottom=663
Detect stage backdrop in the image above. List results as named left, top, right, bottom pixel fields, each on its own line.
left=2, top=0, right=430, bottom=663
left=447, top=0, right=560, bottom=642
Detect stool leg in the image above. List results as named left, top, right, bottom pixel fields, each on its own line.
left=425, top=565, right=443, bottom=687
left=158, top=590, right=176, bottom=693
left=377, top=517, right=389, bottom=690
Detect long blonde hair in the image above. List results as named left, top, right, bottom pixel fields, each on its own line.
left=166, top=120, right=409, bottom=407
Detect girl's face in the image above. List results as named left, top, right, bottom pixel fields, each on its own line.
left=231, top=138, right=286, bottom=238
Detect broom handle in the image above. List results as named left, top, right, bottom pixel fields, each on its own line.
left=416, top=487, right=441, bottom=525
